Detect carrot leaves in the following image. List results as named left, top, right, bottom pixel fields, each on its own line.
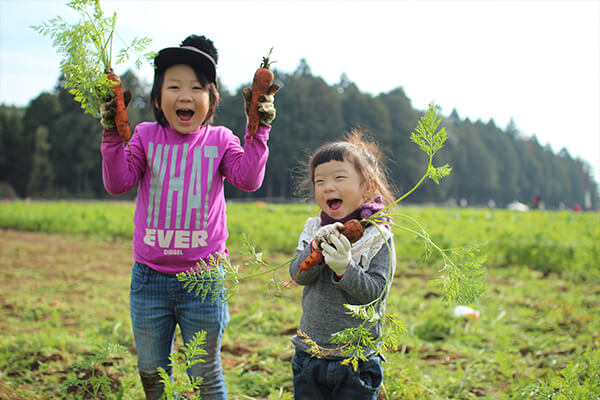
left=31, top=0, right=153, bottom=118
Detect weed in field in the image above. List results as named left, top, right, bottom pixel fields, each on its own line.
left=514, top=349, right=600, bottom=399
left=61, top=343, right=135, bottom=399
left=159, top=331, right=207, bottom=399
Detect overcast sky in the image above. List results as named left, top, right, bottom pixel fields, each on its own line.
left=1, top=0, right=599, bottom=185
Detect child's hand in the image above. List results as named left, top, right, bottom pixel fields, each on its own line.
left=100, top=90, right=131, bottom=129
left=243, top=84, right=280, bottom=125
left=312, top=222, right=344, bottom=250
left=322, top=234, right=352, bottom=276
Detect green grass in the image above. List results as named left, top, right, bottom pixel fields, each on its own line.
left=2, top=200, right=598, bottom=273
left=0, top=201, right=599, bottom=399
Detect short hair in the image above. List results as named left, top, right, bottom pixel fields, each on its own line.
left=296, top=129, right=396, bottom=206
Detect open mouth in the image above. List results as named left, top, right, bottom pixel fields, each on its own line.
left=176, top=109, right=195, bottom=122
left=327, top=199, right=343, bottom=212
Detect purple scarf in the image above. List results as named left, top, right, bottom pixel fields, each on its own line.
left=320, top=196, right=390, bottom=229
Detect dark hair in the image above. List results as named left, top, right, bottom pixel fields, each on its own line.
left=296, top=129, right=396, bottom=205
left=150, top=35, right=220, bottom=127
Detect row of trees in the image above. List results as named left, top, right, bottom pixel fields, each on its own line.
left=0, top=60, right=597, bottom=209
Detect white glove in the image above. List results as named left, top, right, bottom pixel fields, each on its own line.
left=321, top=234, right=352, bottom=276
left=312, top=222, right=344, bottom=250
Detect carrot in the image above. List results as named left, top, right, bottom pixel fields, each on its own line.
left=288, top=219, right=365, bottom=284
left=248, top=48, right=274, bottom=139
left=339, top=219, right=366, bottom=243
left=106, top=69, right=131, bottom=142
left=298, top=248, right=324, bottom=275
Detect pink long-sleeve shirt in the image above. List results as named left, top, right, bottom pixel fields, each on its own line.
left=101, top=122, right=270, bottom=274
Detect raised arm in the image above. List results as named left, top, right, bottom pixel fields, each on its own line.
left=101, top=128, right=145, bottom=195
left=220, top=124, right=270, bottom=192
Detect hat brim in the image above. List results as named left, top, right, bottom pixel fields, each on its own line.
left=154, top=46, right=217, bottom=86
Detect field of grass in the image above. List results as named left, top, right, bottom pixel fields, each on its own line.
left=0, top=200, right=599, bottom=399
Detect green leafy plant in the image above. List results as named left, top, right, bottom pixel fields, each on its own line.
left=158, top=330, right=208, bottom=400
left=516, top=349, right=600, bottom=399
left=31, top=0, right=153, bottom=117
left=61, top=343, right=134, bottom=399
left=178, top=234, right=290, bottom=303
left=393, top=105, right=486, bottom=301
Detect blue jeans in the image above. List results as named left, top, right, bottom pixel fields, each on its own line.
left=291, top=348, right=383, bottom=399
left=130, top=262, right=229, bottom=400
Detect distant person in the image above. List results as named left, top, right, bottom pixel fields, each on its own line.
left=99, top=34, right=279, bottom=399
left=289, top=130, right=396, bottom=399
left=532, top=192, right=543, bottom=210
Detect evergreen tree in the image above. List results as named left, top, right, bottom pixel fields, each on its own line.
left=18, top=93, right=61, bottom=196
left=27, top=126, right=54, bottom=198
left=120, top=69, right=154, bottom=127
left=1, top=62, right=596, bottom=207
left=0, top=105, right=24, bottom=194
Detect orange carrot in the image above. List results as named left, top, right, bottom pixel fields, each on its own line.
left=288, top=219, right=365, bottom=284
left=106, top=69, right=131, bottom=142
left=248, top=48, right=274, bottom=138
left=339, top=219, right=366, bottom=243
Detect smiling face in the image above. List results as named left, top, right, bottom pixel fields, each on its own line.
left=314, top=159, right=368, bottom=219
left=158, top=64, right=210, bottom=134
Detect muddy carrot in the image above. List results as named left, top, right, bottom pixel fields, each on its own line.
left=288, top=219, right=365, bottom=284
left=248, top=48, right=274, bottom=139
left=106, top=69, right=131, bottom=142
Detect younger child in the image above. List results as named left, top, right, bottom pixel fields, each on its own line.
left=100, top=35, right=279, bottom=400
left=289, top=130, right=396, bottom=399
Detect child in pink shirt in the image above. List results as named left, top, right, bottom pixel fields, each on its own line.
left=100, top=34, right=279, bottom=399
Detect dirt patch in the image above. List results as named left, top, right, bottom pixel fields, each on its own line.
left=0, top=229, right=132, bottom=275
left=222, top=342, right=253, bottom=357
left=0, top=229, right=132, bottom=296
left=0, top=380, right=36, bottom=400
left=0, top=229, right=133, bottom=335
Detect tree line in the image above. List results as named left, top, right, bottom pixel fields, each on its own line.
left=0, top=59, right=597, bottom=209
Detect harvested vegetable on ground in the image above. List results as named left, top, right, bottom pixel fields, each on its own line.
left=32, top=0, right=153, bottom=142
left=246, top=48, right=279, bottom=142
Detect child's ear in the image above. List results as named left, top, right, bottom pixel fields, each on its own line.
left=363, top=180, right=378, bottom=201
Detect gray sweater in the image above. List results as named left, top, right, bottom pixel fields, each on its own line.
left=289, top=218, right=396, bottom=359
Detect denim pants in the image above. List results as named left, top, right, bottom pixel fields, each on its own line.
left=130, top=262, right=229, bottom=400
left=291, top=348, right=383, bottom=399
